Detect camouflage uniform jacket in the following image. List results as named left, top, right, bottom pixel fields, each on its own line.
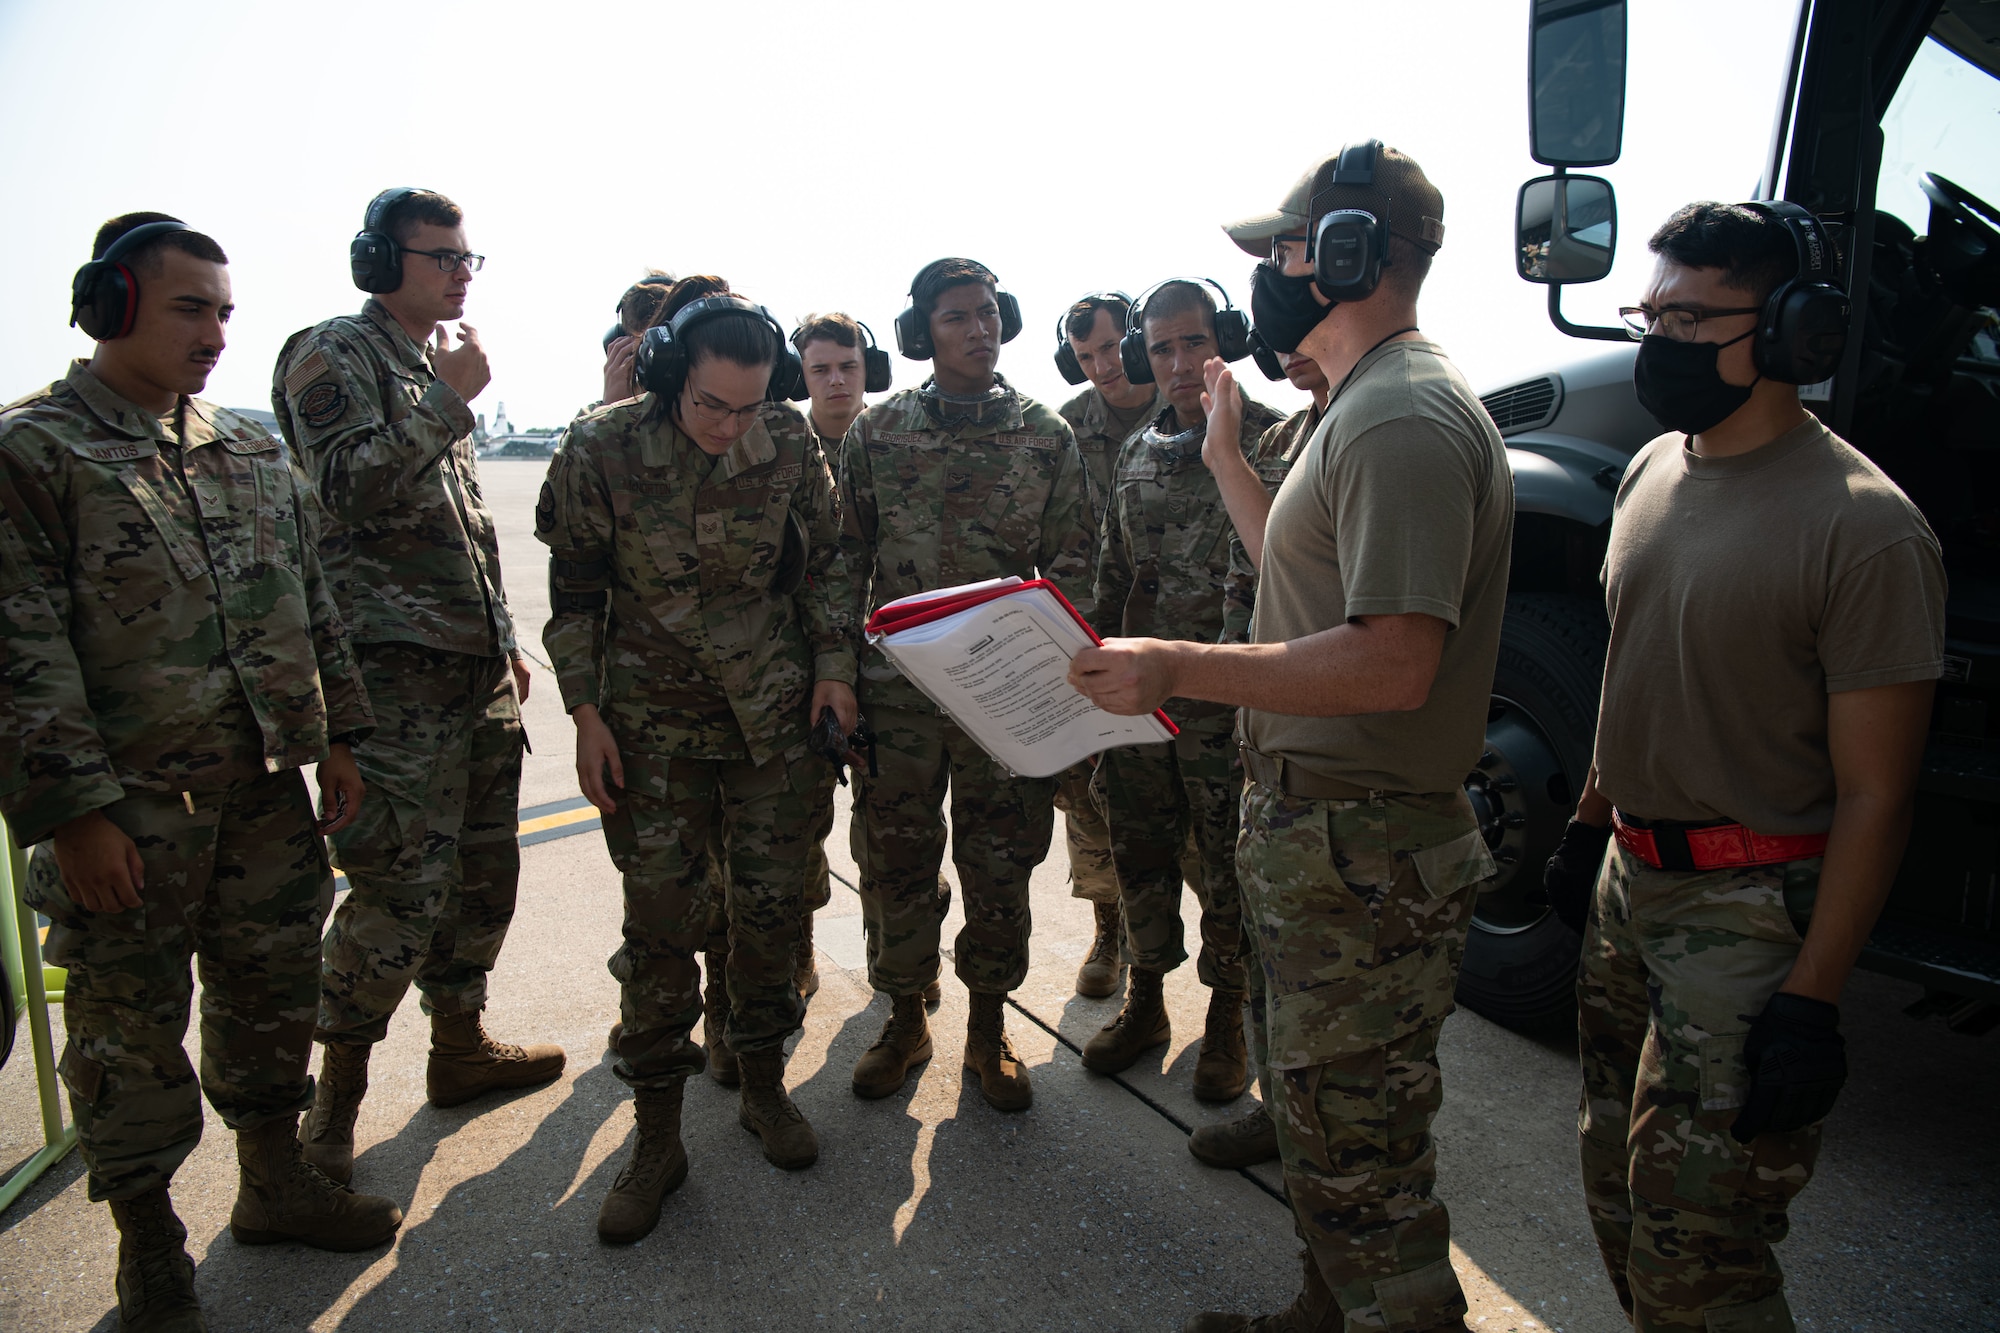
left=1259, top=401, right=1324, bottom=464
left=1059, top=384, right=1161, bottom=528
left=538, top=397, right=854, bottom=767
left=837, top=377, right=1096, bottom=714
left=272, top=299, right=515, bottom=657
left=1091, top=390, right=1284, bottom=730
left=0, top=362, right=371, bottom=845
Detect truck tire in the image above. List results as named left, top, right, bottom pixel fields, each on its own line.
left=1455, top=593, right=1608, bottom=1029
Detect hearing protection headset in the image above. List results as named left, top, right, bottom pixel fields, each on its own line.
left=1308, top=139, right=1393, bottom=303
left=1740, top=201, right=1849, bottom=384
left=70, top=219, right=192, bottom=340
left=607, top=273, right=678, bottom=347
left=350, top=187, right=436, bottom=294
left=1052, top=291, right=1134, bottom=385
left=636, top=295, right=807, bottom=403
left=894, top=260, right=1023, bottom=361
left=1118, top=278, right=1254, bottom=385
left=792, top=320, right=894, bottom=394
left=1247, top=330, right=1287, bottom=381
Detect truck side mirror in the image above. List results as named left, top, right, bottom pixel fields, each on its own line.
left=1517, top=175, right=1618, bottom=284
left=1530, top=0, right=1626, bottom=168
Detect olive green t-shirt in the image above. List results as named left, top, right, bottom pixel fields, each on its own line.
left=1593, top=418, right=1945, bottom=834
left=1244, top=340, right=1514, bottom=793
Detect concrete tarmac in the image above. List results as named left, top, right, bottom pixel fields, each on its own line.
left=4, top=458, right=1995, bottom=1331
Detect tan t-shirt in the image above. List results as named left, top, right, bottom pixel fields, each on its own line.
left=1245, top=340, right=1514, bottom=793
left=1594, top=418, right=1945, bottom=834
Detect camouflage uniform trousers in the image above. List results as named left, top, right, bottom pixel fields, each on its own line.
left=1095, top=724, right=1246, bottom=990
left=1054, top=760, right=1119, bottom=904
left=28, top=771, right=330, bottom=1201
left=601, top=746, right=831, bottom=1088
left=1578, top=843, right=1824, bottom=1332
left=1237, top=782, right=1497, bottom=1333
left=700, top=786, right=837, bottom=960
left=318, top=642, right=525, bottom=1044
left=850, top=703, right=1056, bottom=996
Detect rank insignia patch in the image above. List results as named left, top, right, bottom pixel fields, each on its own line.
left=299, top=382, right=348, bottom=429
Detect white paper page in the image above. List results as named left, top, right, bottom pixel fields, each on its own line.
left=874, top=587, right=1171, bottom=777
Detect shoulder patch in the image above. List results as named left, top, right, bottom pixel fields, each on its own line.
left=284, top=348, right=331, bottom=397
left=66, top=438, right=157, bottom=464
left=298, top=381, right=349, bottom=430
left=536, top=479, right=557, bottom=534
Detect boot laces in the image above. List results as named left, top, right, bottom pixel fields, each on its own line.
left=127, top=1241, right=196, bottom=1310
left=870, top=996, right=925, bottom=1052
left=1085, top=925, right=1120, bottom=967
left=1204, top=995, right=1240, bottom=1047
left=619, top=1096, right=683, bottom=1189
left=1232, top=1105, right=1274, bottom=1140
left=471, top=1017, right=530, bottom=1062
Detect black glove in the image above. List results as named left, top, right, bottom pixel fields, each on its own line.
left=806, top=706, right=878, bottom=787
left=1536, top=818, right=1613, bottom=935
left=1730, top=992, right=1846, bottom=1143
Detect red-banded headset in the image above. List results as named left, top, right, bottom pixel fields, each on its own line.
left=71, top=219, right=192, bottom=341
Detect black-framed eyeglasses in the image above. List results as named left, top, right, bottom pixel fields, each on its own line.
left=1270, top=233, right=1312, bottom=266
left=404, top=247, right=485, bottom=273
left=1619, top=305, right=1760, bottom=342
left=682, top=385, right=762, bottom=428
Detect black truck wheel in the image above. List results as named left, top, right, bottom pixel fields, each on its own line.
left=1456, top=593, right=1609, bottom=1029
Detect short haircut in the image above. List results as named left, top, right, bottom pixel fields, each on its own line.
left=1648, top=201, right=1796, bottom=300
left=1381, top=234, right=1434, bottom=301
left=618, top=270, right=676, bottom=333
left=1141, top=281, right=1216, bottom=338
left=1064, top=295, right=1131, bottom=343
left=792, top=311, right=867, bottom=353
left=378, top=190, right=463, bottom=246
left=91, top=211, right=227, bottom=275
left=910, top=257, right=998, bottom=320
left=653, top=274, right=731, bottom=328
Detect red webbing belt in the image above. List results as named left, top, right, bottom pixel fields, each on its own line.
left=1611, top=813, right=1827, bottom=872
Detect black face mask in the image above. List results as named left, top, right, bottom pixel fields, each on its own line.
left=1250, top=262, right=1334, bottom=355
left=1632, top=331, right=1758, bottom=435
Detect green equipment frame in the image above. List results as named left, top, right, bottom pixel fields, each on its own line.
left=0, top=819, right=75, bottom=1214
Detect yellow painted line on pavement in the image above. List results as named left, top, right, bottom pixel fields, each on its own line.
left=517, top=804, right=602, bottom=837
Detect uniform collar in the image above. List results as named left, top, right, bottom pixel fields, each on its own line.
left=1082, top=384, right=1159, bottom=440
left=361, top=298, right=431, bottom=372
left=918, top=373, right=1023, bottom=433
left=63, top=359, right=215, bottom=446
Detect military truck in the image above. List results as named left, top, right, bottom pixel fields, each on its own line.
left=1454, top=0, right=2000, bottom=1032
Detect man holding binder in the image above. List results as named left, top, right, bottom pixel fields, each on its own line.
left=1070, top=146, right=1505, bottom=1332
left=836, top=257, right=1097, bottom=1112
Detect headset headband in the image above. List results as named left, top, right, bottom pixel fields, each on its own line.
left=1742, top=200, right=1836, bottom=286
left=363, top=187, right=431, bottom=232
left=1330, top=139, right=1379, bottom=187
left=95, top=218, right=191, bottom=269
left=1055, top=290, right=1135, bottom=341
left=1125, top=277, right=1238, bottom=337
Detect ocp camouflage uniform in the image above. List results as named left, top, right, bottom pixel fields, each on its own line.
left=0, top=362, right=371, bottom=1200
left=1052, top=385, right=1158, bottom=908
left=1257, top=400, right=1324, bottom=465
left=539, top=397, right=852, bottom=1084
left=1578, top=848, right=1827, bottom=1331
left=837, top=376, right=1095, bottom=996
left=1088, top=389, right=1284, bottom=991
left=274, top=298, right=526, bottom=1044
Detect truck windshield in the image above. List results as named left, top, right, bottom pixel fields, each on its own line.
left=1877, top=36, right=2000, bottom=234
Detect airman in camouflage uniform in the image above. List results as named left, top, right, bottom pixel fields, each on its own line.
left=540, top=290, right=854, bottom=1242
left=838, top=258, right=1097, bottom=1112
left=273, top=189, right=561, bottom=1190
left=1082, top=281, right=1284, bottom=1105
left=1054, top=290, right=1161, bottom=997
left=2, top=214, right=402, bottom=1331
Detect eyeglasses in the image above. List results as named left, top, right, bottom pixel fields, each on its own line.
left=682, top=386, right=763, bottom=428
left=1619, top=305, right=1760, bottom=342
left=404, top=247, right=485, bottom=273
left=1271, top=233, right=1312, bottom=266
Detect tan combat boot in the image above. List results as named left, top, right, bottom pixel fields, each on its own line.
left=1193, top=988, right=1250, bottom=1102
left=796, top=915, right=820, bottom=1000
left=596, top=1082, right=689, bottom=1245
left=737, top=1050, right=820, bottom=1169
left=964, top=990, right=1033, bottom=1111
left=607, top=1020, right=623, bottom=1053
left=298, top=1041, right=368, bottom=1186
left=1081, top=966, right=1171, bottom=1074
left=1074, top=899, right=1126, bottom=998
left=923, top=978, right=943, bottom=1007
left=1188, top=1104, right=1280, bottom=1168
left=1184, top=1249, right=1337, bottom=1331
left=229, top=1115, right=403, bottom=1251
left=703, top=960, right=740, bottom=1087
left=108, top=1186, right=206, bottom=1332
left=426, top=1010, right=565, bottom=1108
left=851, top=991, right=932, bottom=1098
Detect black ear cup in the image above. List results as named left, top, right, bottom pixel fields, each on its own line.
left=1120, top=278, right=1253, bottom=386
left=894, top=305, right=932, bottom=361
left=1248, top=331, right=1286, bottom=381
left=863, top=346, right=894, bottom=393
left=997, top=291, right=1023, bottom=343
left=1742, top=200, right=1849, bottom=385
left=1119, top=324, right=1155, bottom=385
left=1311, top=210, right=1388, bottom=302
left=70, top=219, right=191, bottom=341
left=1214, top=309, right=1253, bottom=362
left=770, top=347, right=809, bottom=402
left=635, top=325, right=682, bottom=397
left=638, top=297, right=807, bottom=403
left=1054, top=342, right=1086, bottom=385
left=349, top=231, right=402, bottom=294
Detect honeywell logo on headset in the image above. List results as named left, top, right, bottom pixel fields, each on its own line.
left=1799, top=218, right=1826, bottom=275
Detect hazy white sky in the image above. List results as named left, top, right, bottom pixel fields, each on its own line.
left=0, top=0, right=1802, bottom=429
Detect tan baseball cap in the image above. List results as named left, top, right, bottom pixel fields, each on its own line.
left=1224, top=143, right=1446, bottom=259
